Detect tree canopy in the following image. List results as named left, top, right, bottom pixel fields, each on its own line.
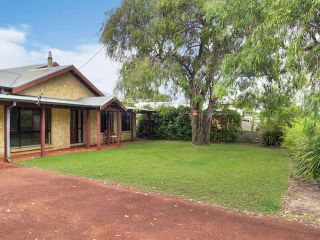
left=206, top=0, right=319, bottom=144
left=101, top=0, right=319, bottom=145
left=101, top=0, right=244, bottom=144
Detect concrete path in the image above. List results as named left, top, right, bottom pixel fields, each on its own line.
left=0, top=167, right=319, bottom=240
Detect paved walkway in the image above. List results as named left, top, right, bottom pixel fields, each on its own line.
left=0, top=167, right=319, bottom=240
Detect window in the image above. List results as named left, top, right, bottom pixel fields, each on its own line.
left=121, top=112, right=131, bottom=131
left=10, top=107, right=51, bottom=147
left=70, top=109, right=83, bottom=144
left=100, top=111, right=114, bottom=133
left=110, top=113, right=114, bottom=133
left=101, top=111, right=107, bottom=133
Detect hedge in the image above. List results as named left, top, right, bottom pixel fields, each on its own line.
left=137, top=106, right=241, bottom=142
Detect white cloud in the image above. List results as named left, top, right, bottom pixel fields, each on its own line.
left=0, top=26, right=121, bottom=94
left=0, top=27, right=26, bottom=44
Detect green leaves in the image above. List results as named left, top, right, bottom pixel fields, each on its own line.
left=101, top=0, right=240, bottom=106
left=115, top=57, right=173, bottom=101
left=293, top=128, right=320, bottom=184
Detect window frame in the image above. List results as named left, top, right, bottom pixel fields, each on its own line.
left=121, top=112, right=131, bottom=131
left=100, top=111, right=114, bottom=133
left=10, top=107, right=52, bottom=148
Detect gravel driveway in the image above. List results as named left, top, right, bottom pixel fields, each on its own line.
left=0, top=167, right=319, bottom=240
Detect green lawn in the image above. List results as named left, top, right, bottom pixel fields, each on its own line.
left=21, top=141, right=290, bottom=215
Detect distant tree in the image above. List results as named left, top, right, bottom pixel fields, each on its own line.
left=100, top=0, right=242, bottom=145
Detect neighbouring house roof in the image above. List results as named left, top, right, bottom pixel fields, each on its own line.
left=134, top=101, right=188, bottom=108
left=0, top=93, right=124, bottom=110
left=0, top=63, right=104, bottom=96
left=126, top=106, right=156, bottom=114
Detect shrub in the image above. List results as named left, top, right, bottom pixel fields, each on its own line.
left=293, top=132, right=320, bottom=186
left=153, top=106, right=192, bottom=141
left=138, top=106, right=241, bottom=142
left=260, top=125, right=284, bottom=146
left=283, top=121, right=304, bottom=151
left=259, top=104, right=300, bottom=146
left=211, top=109, right=242, bottom=142
left=284, top=120, right=320, bottom=186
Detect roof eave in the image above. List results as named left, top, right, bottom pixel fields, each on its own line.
left=100, top=97, right=126, bottom=111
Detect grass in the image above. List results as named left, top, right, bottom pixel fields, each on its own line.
left=20, top=140, right=290, bottom=215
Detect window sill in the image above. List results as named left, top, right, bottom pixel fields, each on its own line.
left=11, top=144, right=53, bottom=153
left=70, top=143, right=84, bottom=147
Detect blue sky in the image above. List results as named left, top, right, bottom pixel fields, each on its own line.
left=0, top=0, right=121, bottom=50
left=0, top=0, right=122, bottom=93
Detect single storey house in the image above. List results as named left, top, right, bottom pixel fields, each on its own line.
left=0, top=52, right=137, bottom=162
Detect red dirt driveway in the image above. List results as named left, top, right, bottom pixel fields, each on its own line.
left=0, top=167, right=319, bottom=240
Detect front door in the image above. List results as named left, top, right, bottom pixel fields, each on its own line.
left=70, top=110, right=83, bottom=144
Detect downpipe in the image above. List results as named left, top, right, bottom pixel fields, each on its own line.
left=5, top=102, right=16, bottom=163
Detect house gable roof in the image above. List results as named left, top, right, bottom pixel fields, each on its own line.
left=77, top=94, right=126, bottom=111
left=0, top=64, right=104, bottom=96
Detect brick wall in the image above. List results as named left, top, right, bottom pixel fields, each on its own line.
left=19, top=73, right=95, bottom=100
left=51, top=108, right=70, bottom=149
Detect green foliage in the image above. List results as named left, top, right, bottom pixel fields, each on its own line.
left=116, top=57, right=177, bottom=101
left=207, top=0, right=319, bottom=83
left=283, top=121, right=304, bottom=151
left=152, top=106, right=192, bottom=140
left=211, top=109, right=242, bottom=142
left=142, top=106, right=241, bottom=142
left=101, top=0, right=242, bottom=108
left=206, top=0, right=318, bottom=148
left=293, top=128, right=320, bottom=185
left=261, top=125, right=284, bottom=147
left=259, top=104, right=300, bottom=146
left=21, top=141, right=290, bottom=215
left=284, top=121, right=320, bottom=185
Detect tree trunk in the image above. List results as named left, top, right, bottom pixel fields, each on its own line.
left=191, top=105, right=213, bottom=145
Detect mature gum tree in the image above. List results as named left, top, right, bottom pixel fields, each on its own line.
left=100, top=0, right=242, bottom=145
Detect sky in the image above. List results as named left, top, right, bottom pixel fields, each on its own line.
left=0, top=0, right=122, bottom=94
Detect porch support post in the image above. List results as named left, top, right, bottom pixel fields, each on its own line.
left=146, top=113, right=150, bottom=137
left=107, top=111, right=110, bottom=145
left=133, top=113, right=136, bottom=141
left=96, top=110, right=101, bottom=149
left=117, top=111, right=121, bottom=145
left=4, top=106, right=11, bottom=162
left=130, top=112, right=134, bottom=142
left=40, top=105, right=46, bottom=157
left=86, top=109, right=91, bottom=148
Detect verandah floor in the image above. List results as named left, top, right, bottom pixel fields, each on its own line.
left=9, top=142, right=133, bottom=162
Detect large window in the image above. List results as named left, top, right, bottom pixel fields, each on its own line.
left=10, top=107, right=51, bottom=147
left=121, top=112, right=131, bottom=131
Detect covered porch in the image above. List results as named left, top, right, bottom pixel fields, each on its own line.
left=0, top=94, right=136, bottom=162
